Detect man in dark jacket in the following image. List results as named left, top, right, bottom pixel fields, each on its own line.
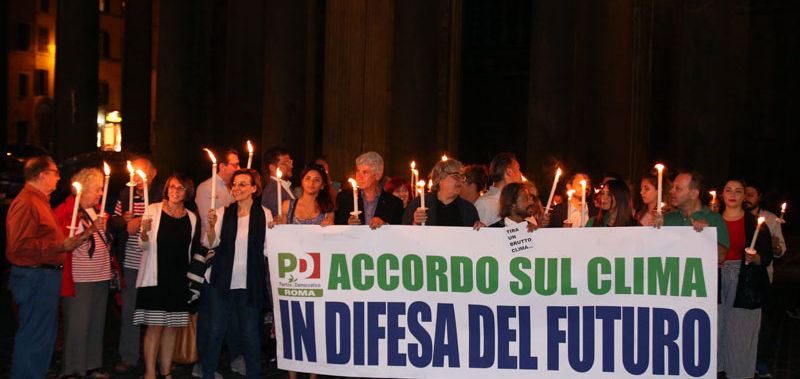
left=335, top=151, right=404, bottom=228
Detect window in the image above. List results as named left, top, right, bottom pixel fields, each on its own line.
left=41, top=0, right=50, bottom=12
left=99, top=31, right=110, bottom=58
left=17, top=23, right=31, bottom=51
left=19, top=74, right=29, bottom=98
left=99, top=0, right=110, bottom=13
left=38, top=27, right=49, bottom=52
left=34, top=70, right=48, bottom=96
left=98, top=81, right=110, bottom=105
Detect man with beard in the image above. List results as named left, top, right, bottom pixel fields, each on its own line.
left=744, top=185, right=786, bottom=261
left=489, top=182, right=538, bottom=232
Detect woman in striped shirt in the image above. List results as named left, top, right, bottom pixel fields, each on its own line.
left=59, top=167, right=111, bottom=378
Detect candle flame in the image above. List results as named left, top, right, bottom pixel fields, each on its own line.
left=203, top=148, right=217, bottom=164
left=556, top=168, right=562, bottom=177
left=72, top=182, right=82, bottom=194
left=348, top=178, right=358, bottom=189
left=579, top=180, right=587, bottom=188
left=135, top=169, right=148, bottom=181
left=567, top=189, right=576, bottom=200
left=428, top=179, right=433, bottom=189
left=521, top=175, right=528, bottom=182
left=417, top=180, right=426, bottom=188
left=594, top=188, right=600, bottom=194
left=410, top=161, right=416, bottom=169
left=103, top=161, right=110, bottom=176
left=246, top=140, right=253, bottom=154
left=757, top=216, right=766, bottom=225
left=660, top=202, right=666, bottom=209
left=412, top=168, right=418, bottom=176
left=126, top=160, right=134, bottom=174
left=276, top=168, right=283, bottom=179
left=709, top=190, right=716, bottom=196
left=441, top=155, right=448, bottom=161
left=655, top=163, right=665, bottom=172
left=782, top=202, right=787, bottom=211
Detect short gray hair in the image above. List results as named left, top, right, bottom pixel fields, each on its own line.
left=355, top=151, right=384, bottom=176
left=430, top=158, right=464, bottom=192
left=71, top=167, right=104, bottom=195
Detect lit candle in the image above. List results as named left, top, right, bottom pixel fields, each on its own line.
left=410, top=161, right=416, bottom=186
left=544, top=168, right=562, bottom=214
left=778, top=202, right=786, bottom=222
left=276, top=168, right=283, bottom=215
left=567, top=189, right=575, bottom=201
left=69, top=182, right=82, bottom=237
left=246, top=140, right=254, bottom=169
left=348, top=178, right=359, bottom=215
left=655, top=164, right=664, bottom=215
left=136, top=170, right=149, bottom=218
left=709, top=190, right=717, bottom=206
left=521, top=175, right=528, bottom=182
left=99, top=162, right=110, bottom=220
left=417, top=180, right=426, bottom=226
left=441, top=155, right=448, bottom=161
left=126, top=160, right=135, bottom=211
left=428, top=179, right=432, bottom=191
left=412, top=169, right=419, bottom=188
left=580, top=180, right=587, bottom=227
left=204, top=148, right=217, bottom=211
left=749, top=216, right=766, bottom=252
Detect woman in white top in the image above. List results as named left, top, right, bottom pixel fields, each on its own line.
left=200, top=169, right=276, bottom=379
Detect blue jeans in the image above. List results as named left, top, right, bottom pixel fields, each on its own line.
left=9, top=266, right=62, bottom=379
left=196, top=285, right=244, bottom=372
left=200, top=288, right=261, bottom=379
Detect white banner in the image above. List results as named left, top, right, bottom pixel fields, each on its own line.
left=267, top=225, right=718, bottom=378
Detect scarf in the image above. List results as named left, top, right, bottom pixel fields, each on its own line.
left=210, top=200, right=268, bottom=309
left=80, top=208, right=110, bottom=259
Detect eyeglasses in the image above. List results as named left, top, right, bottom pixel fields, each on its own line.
left=44, top=168, right=60, bottom=176
left=232, top=181, right=252, bottom=188
left=168, top=185, right=186, bottom=191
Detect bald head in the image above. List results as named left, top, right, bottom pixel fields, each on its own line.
left=132, top=157, right=157, bottom=180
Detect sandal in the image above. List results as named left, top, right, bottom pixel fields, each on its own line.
left=114, top=360, right=136, bottom=373
left=85, top=368, right=111, bottom=378
left=156, top=371, right=174, bottom=379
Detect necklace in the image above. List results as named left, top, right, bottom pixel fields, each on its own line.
left=165, top=201, right=185, bottom=218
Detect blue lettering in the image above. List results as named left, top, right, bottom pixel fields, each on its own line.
left=682, top=309, right=711, bottom=377
left=546, top=306, right=566, bottom=370
left=497, top=306, right=517, bottom=369
left=652, top=308, right=679, bottom=375
left=433, top=303, right=460, bottom=367
left=325, top=302, right=350, bottom=364
left=387, top=302, right=406, bottom=366
left=407, top=302, right=433, bottom=368
left=468, top=305, right=494, bottom=368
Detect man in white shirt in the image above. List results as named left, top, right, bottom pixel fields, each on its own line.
left=193, top=148, right=241, bottom=378
left=260, top=147, right=295, bottom=216
left=474, top=153, right=523, bottom=226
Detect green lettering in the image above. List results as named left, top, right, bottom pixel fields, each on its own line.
left=648, top=257, right=679, bottom=296
left=534, top=258, right=558, bottom=296
left=633, top=257, right=644, bottom=294
left=509, top=257, right=532, bottom=295
left=588, top=257, right=611, bottom=295
left=476, top=256, right=499, bottom=294
left=277, top=252, right=296, bottom=278
left=615, top=257, right=631, bottom=294
left=451, top=256, right=473, bottom=292
left=426, top=255, right=448, bottom=291
left=561, top=258, right=577, bottom=295
left=377, top=253, right=399, bottom=291
left=352, top=253, right=374, bottom=290
left=328, top=254, right=350, bottom=290
left=681, top=258, right=707, bottom=297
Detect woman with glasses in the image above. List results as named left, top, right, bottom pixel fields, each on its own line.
left=202, top=168, right=274, bottom=379
left=135, top=173, right=199, bottom=379
left=403, top=158, right=481, bottom=227
left=281, top=163, right=335, bottom=226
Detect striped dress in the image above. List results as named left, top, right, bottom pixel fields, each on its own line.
left=113, top=198, right=147, bottom=270
left=133, top=210, right=192, bottom=327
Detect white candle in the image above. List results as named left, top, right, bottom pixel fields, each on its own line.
left=204, top=148, right=217, bottom=211
left=136, top=170, right=149, bottom=218
left=544, top=168, right=562, bottom=214
left=580, top=180, right=587, bottom=227
left=277, top=168, right=283, bottom=215
left=655, top=164, right=664, bottom=215
left=99, top=162, right=110, bottom=220
left=417, top=180, right=426, bottom=226
left=246, top=140, right=253, bottom=169
left=126, top=160, right=135, bottom=212
left=69, top=182, right=82, bottom=237
left=348, top=178, right=359, bottom=214
left=410, top=161, right=416, bottom=187
left=778, top=202, right=786, bottom=222
left=749, top=216, right=766, bottom=250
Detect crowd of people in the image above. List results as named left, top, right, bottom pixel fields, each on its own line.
left=5, top=148, right=788, bottom=379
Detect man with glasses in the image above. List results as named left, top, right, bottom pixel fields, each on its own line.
left=403, top=158, right=480, bottom=227
left=334, top=151, right=404, bottom=228
left=193, top=148, right=243, bottom=378
left=7, top=156, right=85, bottom=378
left=261, top=147, right=295, bottom=217
left=474, top=152, right=523, bottom=226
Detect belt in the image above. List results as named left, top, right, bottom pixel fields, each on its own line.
left=16, top=264, right=64, bottom=271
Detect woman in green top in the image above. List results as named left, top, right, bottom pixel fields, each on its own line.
left=587, top=179, right=636, bottom=227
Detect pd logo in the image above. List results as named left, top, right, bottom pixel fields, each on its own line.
left=278, top=252, right=320, bottom=281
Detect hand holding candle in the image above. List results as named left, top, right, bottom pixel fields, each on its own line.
left=99, top=162, right=110, bottom=220
left=544, top=168, right=561, bottom=214
left=204, top=148, right=217, bottom=211
left=136, top=170, right=149, bottom=218
left=745, top=216, right=766, bottom=264
left=778, top=202, right=787, bottom=223
left=655, top=164, right=664, bottom=215
left=246, top=140, right=254, bottom=169
left=69, top=182, right=83, bottom=237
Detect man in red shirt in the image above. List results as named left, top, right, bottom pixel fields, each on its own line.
left=6, top=156, right=85, bottom=378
